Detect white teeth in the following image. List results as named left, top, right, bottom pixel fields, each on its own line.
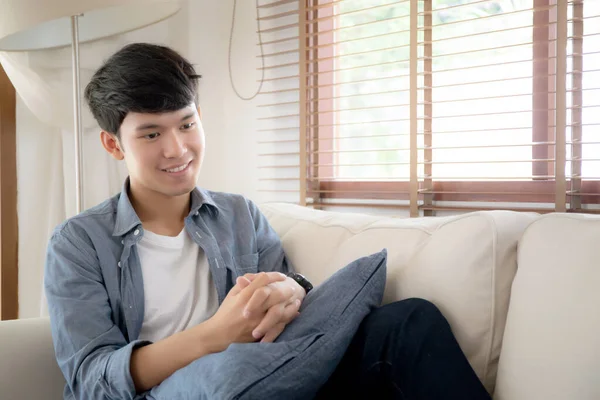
left=164, top=163, right=188, bottom=173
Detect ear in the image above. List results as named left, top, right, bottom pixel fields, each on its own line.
left=100, top=131, right=125, bottom=160
left=197, top=105, right=202, bottom=120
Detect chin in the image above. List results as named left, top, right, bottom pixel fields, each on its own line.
left=166, top=184, right=197, bottom=197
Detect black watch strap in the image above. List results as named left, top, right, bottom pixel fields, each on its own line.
left=287, top=272, right=313, bottom=294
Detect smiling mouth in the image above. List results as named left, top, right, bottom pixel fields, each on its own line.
left=162, top=161, right=192, bottom=173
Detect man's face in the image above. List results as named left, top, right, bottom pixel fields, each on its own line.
left=104, top=104, right=205, bottom=199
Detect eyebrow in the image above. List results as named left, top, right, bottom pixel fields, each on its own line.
left=135, top=112, right=196, bottom=131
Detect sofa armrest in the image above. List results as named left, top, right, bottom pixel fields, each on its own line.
left=0, top=317, right=65, bottom=400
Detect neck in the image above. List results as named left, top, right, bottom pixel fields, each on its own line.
left=128, top=181, right=191, bottom=236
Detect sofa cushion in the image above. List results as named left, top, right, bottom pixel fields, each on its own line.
left=260, top=203, right=537, bottom=392
left=0, top=317, right=65, bottom=400
left=147, top=250, right=387, bottom=400
left=495, top=213, right=600, bottom=400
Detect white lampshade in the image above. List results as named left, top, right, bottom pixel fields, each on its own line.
left=0, top=0, right=181, bottom=52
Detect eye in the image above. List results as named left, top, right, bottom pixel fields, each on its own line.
left=181, top=122, right=196, bottom=130
left=144, top=132, right=160, bottom=140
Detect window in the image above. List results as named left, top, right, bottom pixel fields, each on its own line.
left=257, top=0, right=600, bottom=215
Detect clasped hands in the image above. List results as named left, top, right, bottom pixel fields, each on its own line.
left=208, top=272, right=305, bottom=350
left=239, top=272, right=305, bottom=342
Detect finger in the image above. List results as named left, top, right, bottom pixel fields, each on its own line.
left=267, top=272, right=288, bottom=281
left=237, top=276, right=251, bottom=288
left=243, top=286, right=272, bottom=318
left=242, top=273, right=258, bottom=282
left=280, top=299, right=302, bottom=324
left=238, top=272, right=286, bottom=301
left=262, top=282, right=296, bottom=311
left=228, top=276, right=252, bottom=296
left=260, top=323, right=286, bottom=343
left=259, top=301, right=300, bottom=343
left=252, top=303, right=286, bottom=339
left=245, top=272, right=287, bottom=283
left=245, top=281, right=296, bottom=318
left=237, top=272, right=270, bottom=301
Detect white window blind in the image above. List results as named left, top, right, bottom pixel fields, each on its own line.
left=257, top=0, right=302, bottom=204
left=309, top=0, right=414, bottom=211
left=418, top=0, right=553, bottom=215
left=258, top=0, right=600, bottom=215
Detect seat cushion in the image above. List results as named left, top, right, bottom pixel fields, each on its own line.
left=260, top=203, right=537, bottom=392
left=495, top=213, right=600, bottom=400
left=147, top=250, right=387, bottom=400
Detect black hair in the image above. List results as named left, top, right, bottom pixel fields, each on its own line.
left=84, top=43, right=201, bottom=136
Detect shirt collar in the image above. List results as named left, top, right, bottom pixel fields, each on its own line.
left=112, top=178, right=219, bottom=237
left=190, top=186, right=219, bottom=217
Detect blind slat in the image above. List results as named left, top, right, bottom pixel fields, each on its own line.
left=258, top=100, right=299, bottom=107
left=304, top=0, right=410, bottom=24
left=305, top=44, right=410, bottom=64
left=258, top=36, right=298, bottom=46
left=306, top=73, right=409, bottom=89
left=306, top=14, right=409, bottom=37
left=258, top=62, right=299, bottom=70
left=422, top=5, right=555, bottom=29
left=258, top=22, right=299, bottom=34
left=305, top=29, right=411, bottom=51
left=259, top=49, right=299, bottom=58
left=257, top=75, right=300, bottom=83
left=258, top=0, right=296, bottom=9
left=259, top=10, right=298, bottom=21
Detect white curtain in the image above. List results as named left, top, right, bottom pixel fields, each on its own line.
left=0, top=2, right=190, bottom=318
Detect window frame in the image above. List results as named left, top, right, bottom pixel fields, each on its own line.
left=305, top=0, right=600, bottom=213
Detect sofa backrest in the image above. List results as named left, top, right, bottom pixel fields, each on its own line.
left=0, top=317, right=65, bottom=400
left=495, top=213, right=600, bottom=400
left=260, top=203, right=536, bottom=393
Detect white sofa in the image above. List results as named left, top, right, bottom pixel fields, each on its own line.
left=1, top=204, right=599, bottom=399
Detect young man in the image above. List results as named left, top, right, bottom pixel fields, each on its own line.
left=45, top=43, right=491, bottom=399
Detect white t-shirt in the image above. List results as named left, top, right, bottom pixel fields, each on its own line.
left=137, top=228, right=219, bottom=343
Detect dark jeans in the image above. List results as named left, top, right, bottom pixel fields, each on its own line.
left=315, top=298, right=492, bottom=400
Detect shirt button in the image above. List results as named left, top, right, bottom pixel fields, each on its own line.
left=194, top=211, right=199, bottom=216
left=121, top=240, right=124, bottom=244
left=134, top=229, right=140, bottom=236
left=118, top=262, right=121, bottom=267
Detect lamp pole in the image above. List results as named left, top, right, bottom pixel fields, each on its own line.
left=71, top=15, right=84, bottom=214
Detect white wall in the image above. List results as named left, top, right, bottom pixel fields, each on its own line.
left=189, top=0, right=264, bottom=203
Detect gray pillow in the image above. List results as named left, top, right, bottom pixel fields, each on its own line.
left=146, top=249, right=387, bottom=400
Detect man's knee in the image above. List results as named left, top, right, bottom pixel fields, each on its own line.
left=376, top=297, right=442, bottom=317
left=402, top=297, right=444, bottom=320
left=363, top=298, right=447, bottom=334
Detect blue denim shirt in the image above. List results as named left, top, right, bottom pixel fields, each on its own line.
left=44, top=181, right=293, bottom=400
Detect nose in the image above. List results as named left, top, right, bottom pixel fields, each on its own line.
left=162, top=130, right=187, bottom=159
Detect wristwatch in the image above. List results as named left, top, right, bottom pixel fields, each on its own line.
left=287, top=272, right=313, bottom=295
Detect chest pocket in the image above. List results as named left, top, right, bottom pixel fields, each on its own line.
left=219, top=244, right=259, bottom=276
left=233, top=252, right=259, bottom=274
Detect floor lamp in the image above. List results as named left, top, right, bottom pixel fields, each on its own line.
left=0, top=0, right=182, bottom=214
